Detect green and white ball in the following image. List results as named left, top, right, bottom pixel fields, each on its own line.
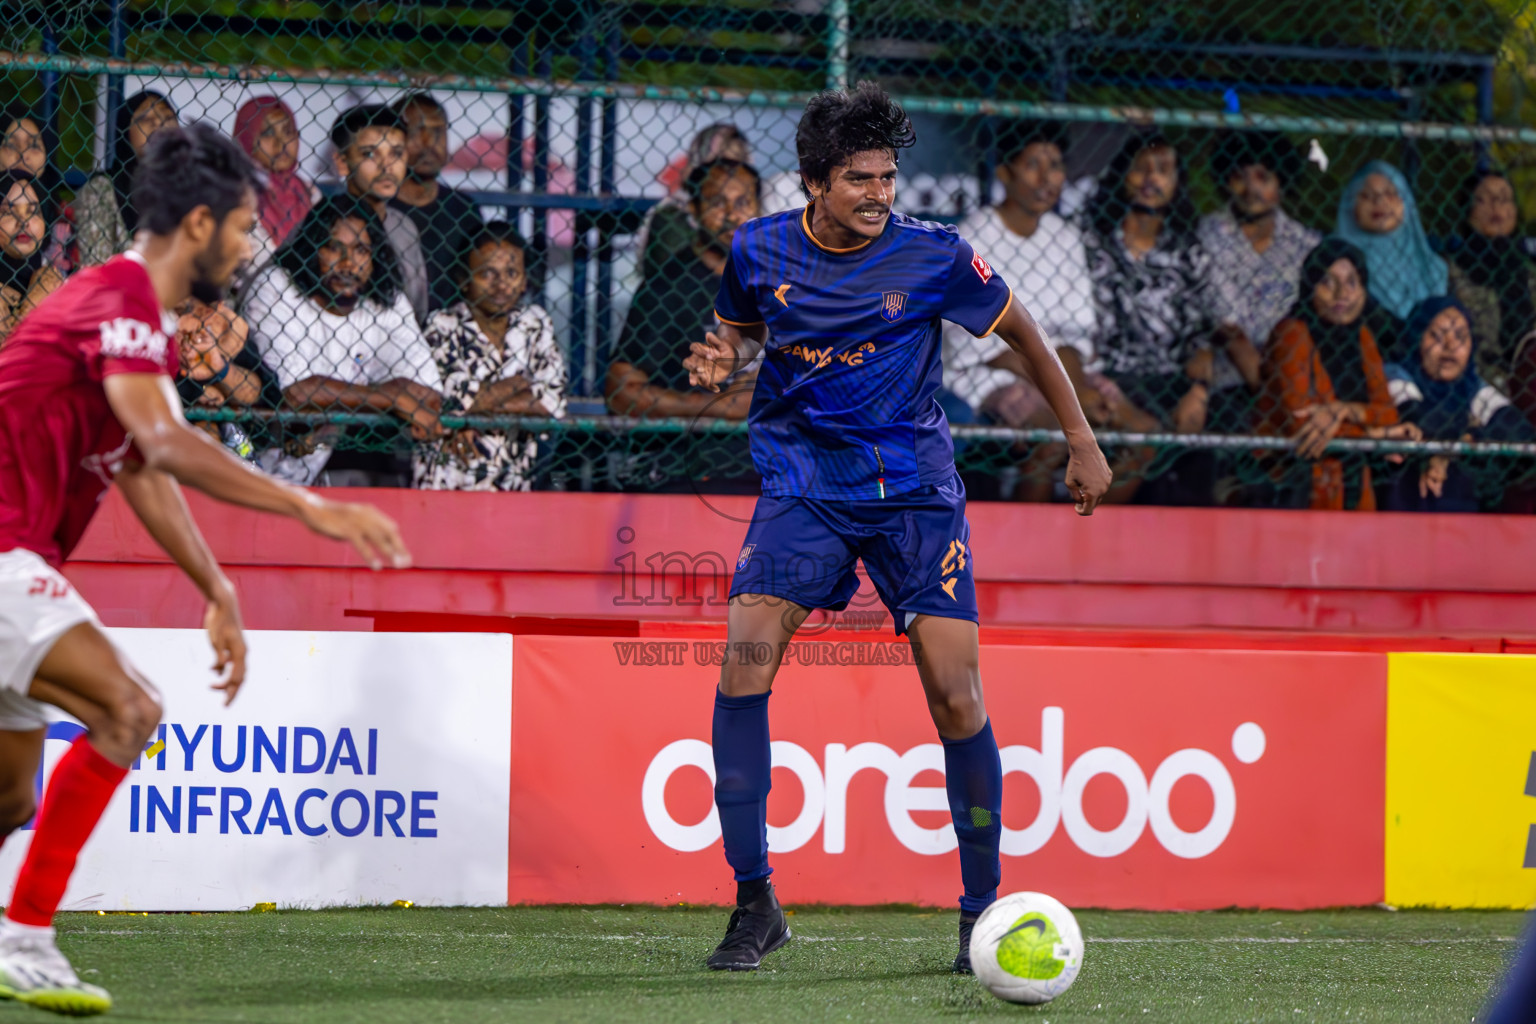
left=970, top=892, right=1084, bottom=1005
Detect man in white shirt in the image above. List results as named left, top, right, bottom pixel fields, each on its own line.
left=1195, top=131, right=1320, bottom=427
left=945, top=121, right=1107, bottom=418
left=242, top=194, right=445, bottom=483
left=943, top=121, right=1119, bottom=499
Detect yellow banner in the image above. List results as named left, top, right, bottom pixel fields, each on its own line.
left=1386, top=653, right=1536, bottom=908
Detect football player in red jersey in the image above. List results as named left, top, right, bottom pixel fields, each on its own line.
left=0, top=123, right=410, bottom=1015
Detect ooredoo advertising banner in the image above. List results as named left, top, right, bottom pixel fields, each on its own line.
left=1386, top=652, right=1536, bottom=909
left=4, top=630, right=513, bottom=911
left=508, top=637, right=1386, bottom=909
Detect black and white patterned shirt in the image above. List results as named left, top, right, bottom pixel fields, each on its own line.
left=1085, top=223, right=1214, bottom=378
left=412, top=301, right=567, bottom=491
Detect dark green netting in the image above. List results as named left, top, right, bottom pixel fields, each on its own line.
left=0, top=0, right=1533, bottom=508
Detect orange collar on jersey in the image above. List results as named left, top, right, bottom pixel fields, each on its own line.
left=800, top=201, right=880, bottom=254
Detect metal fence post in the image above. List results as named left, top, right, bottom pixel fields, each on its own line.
left=571, top=12, right=596, bottom=397
left=532, top=48, right=551, bottom=309
left=40, top=21, right=59, bottom=181
left=826, top=0, right=849, bottom=91
left=102, top=0, right=126, bottom=173
left=596, top=23, right=620, bottom=388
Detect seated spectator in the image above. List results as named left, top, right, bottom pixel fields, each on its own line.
left=241, top=194, right=444, bottom=485
left=390, top=93, right=483, bottom=314
left=1084, top=130, right=1213, bottom=433
left=414, top=221, right=566, bottom=491
left=0, top=107, right=73, bottom=275
left=1197, top=131, right=1320, bottom=427
left=1383, top=296, right=1533, bottom=512
left=0, top=171, right=63, bottom=342
left=637, top=124, right=751, bottom=282
left=1084, top=130, right=1220, bottom=504
left=330, top=104, right=430, bottom=323
left=946, top=122, right=1096, bottom=416
left=75, top=90, right=178, bottom=266
left=942, top=120, right=1105, bottom=501
left=173, top=298, right=279, bottom=461
left=233, top=97, right=317, bottom=265
left=1336, top=161, right=1447, bottom=360
left=1256, top=238, right=1420, bottom=510
left=607, top=158, right=760, bottom=490
left=1444, top=169, right=1536, bottom=390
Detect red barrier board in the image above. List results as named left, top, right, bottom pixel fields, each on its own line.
left=507, top=638, right=1386, bottom=909
left=66, top=488, right=1536, bottom=639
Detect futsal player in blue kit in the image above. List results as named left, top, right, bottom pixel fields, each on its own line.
left=684, top=83, right=1113, bottom=973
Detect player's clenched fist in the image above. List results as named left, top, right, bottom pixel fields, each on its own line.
left=298, top=496, right=412, bottom=570
left=685, top=332, right=736, bottom=392
left=1064, top=437, right=1113, bottom=516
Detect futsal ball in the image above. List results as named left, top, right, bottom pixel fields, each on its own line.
left=970, top=891, right=1084, bottom=1004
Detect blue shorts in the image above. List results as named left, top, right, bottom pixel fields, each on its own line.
left=727, top=474, right=977, bottom=637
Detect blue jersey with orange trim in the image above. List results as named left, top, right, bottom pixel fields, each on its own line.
left=715, top=205, right=1013, bottom=500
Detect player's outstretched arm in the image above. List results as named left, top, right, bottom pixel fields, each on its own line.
left=685, top=321, right=767, bottom=392
left=991, top=300, right=1112, bottom=515
left=114, top=460, right=248, bottom=705
left=103, top=372, right=412, bottom=569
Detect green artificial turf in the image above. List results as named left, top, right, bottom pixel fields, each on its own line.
left=19, top=905, right=1525, bottom=1023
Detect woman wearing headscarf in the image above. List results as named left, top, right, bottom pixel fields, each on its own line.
left=1444, top=169, right=1536, bottom=390
left=73, top=90, right=178, bottom=266
left=233, top=97, right=316, bottom=255
left=229, top=97, right=319, bottom=299
left=0, top=106, right=48, bottom=180
left=0, top=171, right=63, bottom=344
left=1335, top=161, right=1448, bottom=362
left=1383, top=296, right=1533, bottom=512
left=1256, top=237, right=1420, bottom=510
left=0, top=106, right=74, bottom=276
left=636, top=123, right=751, bottom=282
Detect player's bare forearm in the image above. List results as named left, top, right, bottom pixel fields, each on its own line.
left=992, top=301, right=1095, bottom=445
left=115, top=454, right=251, bottom=703
left=106, top=373, right=412, bottom=569
left=1056, top=345, right=1092, bottom=391
left=107, top=373, right=317, bottom=519
left=990, top=300, right=1113, bottom=514
left=114, top=461, right=234, bottom=604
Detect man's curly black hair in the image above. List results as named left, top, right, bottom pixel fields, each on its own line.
left=795, top=81, right=916, bottom=201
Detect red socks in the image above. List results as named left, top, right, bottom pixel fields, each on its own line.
left=6, top=737, right=126, bottom=927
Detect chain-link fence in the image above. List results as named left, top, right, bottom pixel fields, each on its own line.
left=3, top=1, right=1536, bottom=509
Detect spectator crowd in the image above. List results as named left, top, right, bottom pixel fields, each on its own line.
left=2, top=94, right=1535, bottom=511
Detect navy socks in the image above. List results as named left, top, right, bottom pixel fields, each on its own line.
left=712, top=689, right=773, bottom=886
left=942, top=719, right=1003, bottom=916
left=713, top=688, right=1001, bottom=914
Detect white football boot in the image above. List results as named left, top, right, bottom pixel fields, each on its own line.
left=0, top=925, right=111, bottom=1016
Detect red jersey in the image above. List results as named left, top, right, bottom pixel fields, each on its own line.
left=0, top=252, right=178, bottom=566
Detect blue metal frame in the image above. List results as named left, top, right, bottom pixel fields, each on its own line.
left=570, top=5, right=596, bottom=397
left=104, top=0, right=125, bottom=172
left=532, top=48, right=551, bottom=309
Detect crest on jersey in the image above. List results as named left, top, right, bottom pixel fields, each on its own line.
left=736, top=544, right=756, bottom=571
left=971, top=251, right=994, bottom=283
left=880, top=291, right=908, bottom=323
